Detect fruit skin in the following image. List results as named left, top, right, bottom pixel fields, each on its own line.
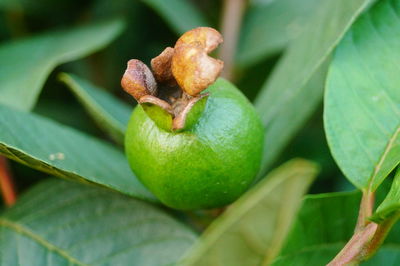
left=125, top=78, right=264, bottom=210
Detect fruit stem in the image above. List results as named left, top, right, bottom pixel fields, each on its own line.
left=0, top=156, right=17, bottom=206
left=219, top=0, right=246, bottom=80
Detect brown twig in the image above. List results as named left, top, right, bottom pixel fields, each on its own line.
left=326, top=186, right=397, bottom=265
left=0, top=156, right=17, bottom=206
left=328, top=213, right=400, bottom=265
left=219, top=0, right=247, bottom=80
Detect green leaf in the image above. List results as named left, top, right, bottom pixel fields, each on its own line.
left=0, top=104, right=156, bottom=202
left=238, top=0, right=319, bottom=68
left=372, top=169, right=400, bottom=223
left=272, top=190, right=400, bottom=265
left=180, top=159, right=318, bottom=266
left=141, top=0, right=209, bottom=35
left=59, top=73, right=132, bottom=145
left=254, top=0, right=370, bottom=176
left=0, top=18, right=124, bottom=111
left=0, top=178, right=196, bottom=265
left=324, top=0, right=400, bottom=190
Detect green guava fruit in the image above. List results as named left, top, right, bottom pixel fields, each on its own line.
left=125, top=78, right=264, bottom=210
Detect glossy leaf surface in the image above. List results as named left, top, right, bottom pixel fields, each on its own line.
left=0, top=104, right=155, bottom=201
left=325, top=0, right=400, bottom=190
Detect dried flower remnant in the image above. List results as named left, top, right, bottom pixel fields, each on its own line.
left=172, top=27, right=224, bottom=96
left=121, top=59, right=157, bottom=101
left=151, top=47, right=176, bottom=87
left=172, top=93, right=209, bottom=131
left=121, top=27, right=224, bottom=131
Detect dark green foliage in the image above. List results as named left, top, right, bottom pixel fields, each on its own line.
left=0, top=0, right=399, bottom=265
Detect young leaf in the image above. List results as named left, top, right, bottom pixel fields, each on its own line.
left=372, top=169, right=400, bottom=223
left=0, top=18, right=124, bottom=111
left=0, top=104, right=156, bottom=202
left=254, top=0, right=370, bottom=176
left=0, top=178, right=196, bottom=266
left=141, top=0, right=209, bottom=35
left=59, top=73, right=131, bottom=145
left=238, top=0, right=319, bottom=68
left=325, top=0, right=400, bottom=191
left=272, top=190, right=400, bottom=265
left=180, top=159, right=318, bottom=266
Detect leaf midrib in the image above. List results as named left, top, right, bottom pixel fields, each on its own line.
left=0, top=218, right=88, bottom=266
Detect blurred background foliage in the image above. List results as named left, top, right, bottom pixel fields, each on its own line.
left=0, top=0, right=355, bottom=206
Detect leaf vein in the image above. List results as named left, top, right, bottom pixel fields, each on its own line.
left=0, top=218, right=87, bottom=266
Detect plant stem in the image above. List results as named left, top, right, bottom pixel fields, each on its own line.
left=355, top=190, right=375, bottom=232
left=328, top=186, right=400, bottom=265
left=327, top=222, right=378, bottom=266
left=328, top=189, right=377, bottom=265
left=219, top=0, right=246, bottom=80
left=0, top=156, right=17, bottom=206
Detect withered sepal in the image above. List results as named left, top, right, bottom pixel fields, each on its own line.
left=121, top=59, right=157, bottom=101
left=172, top=27, right=224, bottom=96
left=122, top=27, right=224, bottom=132
left=151, top=47, right=177, bottom=87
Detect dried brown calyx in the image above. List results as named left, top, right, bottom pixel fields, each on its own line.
left=121, top=27, right=224, bottom=131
